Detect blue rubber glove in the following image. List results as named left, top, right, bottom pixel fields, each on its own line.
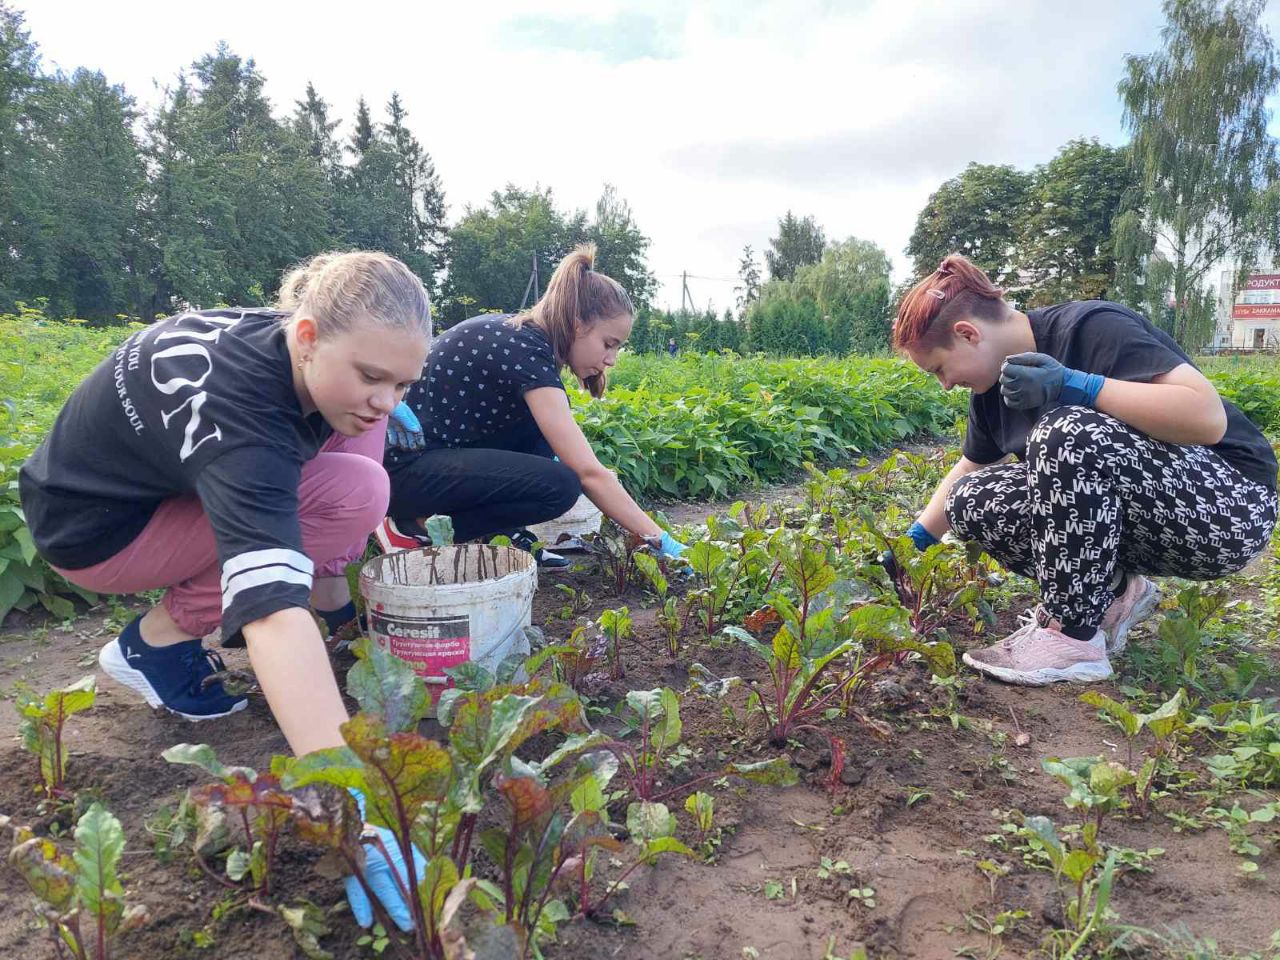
left=999, top=352, right=1104, bottom=411
left=905, top=520, right=940, bottom=551
left=387, top=402, right=425, bottom=451
left=654, top=531, right=687, bottom=559
left=346, top=789, right=427, bottom=931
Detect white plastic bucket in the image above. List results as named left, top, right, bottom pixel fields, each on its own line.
left=359, top=544, right=538, bottom=709
left=527, top=494, right=603, bottom=547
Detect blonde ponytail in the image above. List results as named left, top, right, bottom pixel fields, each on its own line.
left=276, top=250, right=432, bottom=343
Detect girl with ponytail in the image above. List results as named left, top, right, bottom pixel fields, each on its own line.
left=892, top=253, right=1277, bottom=687
left=379, top=244, right=685, bottom=563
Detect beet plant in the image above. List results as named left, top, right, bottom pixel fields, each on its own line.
left=283, top=639, right=591, bottom=957
left=635, top=552, right=682, bottom=657
left=5, top=802, right=148, bottom=960
left=1017, top=815, right=1118, bottom=956
left=549, top=686, right=797, bottom=841
left=524, top=620, right=606, bottom=693
left=162, top=743, right=297, bottom=897
left=1079, top=688, right=1188, bottom=816
left=725, top=533, right=952, bottom=785
left=585, top=520, right=647, bottom=595
left=598, top=606, right=631, bottom=680
left=684, top=517, right=773, bottom=639
left=863, top=511, right=997, bottom=638
left=14, top=675, right=96, bottom=800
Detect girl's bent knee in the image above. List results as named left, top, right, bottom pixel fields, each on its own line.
left=548, top=462, right=583, bottom=514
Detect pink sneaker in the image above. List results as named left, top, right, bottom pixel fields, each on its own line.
left=374, top=517, right=429, bottom=553
left=1098, top=575, right=1160, bottom=655
left=962, top=608, right=1112, bottom=686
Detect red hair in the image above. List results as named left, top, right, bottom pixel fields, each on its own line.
left=892, top=254, right=1008, bottom=351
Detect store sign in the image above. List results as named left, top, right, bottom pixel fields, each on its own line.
left=1244, top=274, right=1280, bottom=290
left=1232, top=303, right=1280, bottom=319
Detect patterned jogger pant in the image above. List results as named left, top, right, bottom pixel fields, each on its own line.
left=944, top=406, right=1278, bottom=631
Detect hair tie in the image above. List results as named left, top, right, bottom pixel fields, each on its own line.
left=927, top=289, right=946, bottom=301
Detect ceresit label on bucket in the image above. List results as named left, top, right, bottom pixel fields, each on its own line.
left=368, top=613, right=471, bottom=696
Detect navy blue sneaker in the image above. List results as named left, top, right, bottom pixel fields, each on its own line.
left=98, top=616, right=248, bottom=721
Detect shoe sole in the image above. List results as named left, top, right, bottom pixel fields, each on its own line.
left=99, top=641, right=248, bottom=722
left=962, top=650, right=1113, bottom=686
left=375, top=523, right=426, bottom=554
left=1105, top=581, right=1162, bottom=656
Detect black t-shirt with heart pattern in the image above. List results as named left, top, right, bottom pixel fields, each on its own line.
left=386, top=313, right=566, bottom=464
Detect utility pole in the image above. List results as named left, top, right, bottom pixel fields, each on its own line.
left=519, top=253, right=541, bottom=310
left=680, top=270, right=695, bottom=315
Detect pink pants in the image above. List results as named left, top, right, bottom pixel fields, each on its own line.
left=54, top=427, right=388, bottom=638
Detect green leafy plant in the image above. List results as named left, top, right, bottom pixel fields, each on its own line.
left=1040, top=756, right=1133, bottom=837
left=6, top=802, right=148, bottom=960
left=585, top=520, right=646, bottom=595
left=598, top=606, right=631, bottom=681
left=1198, top=700, right=1280, bottom=790
left=162, top=743, right=298, bottom=897
left=551, top=582, right=592, bottom=621
left=683, top=515, right=773, bottom=640
left=725, top=534, right=951, bottom=785
left=525, top=620, right=606, bottom=693
left=635, top=552, right=682, bottom=658
left=1015, top=815, right=1118, bottom=957
left=566, top=687, right=798, bottom=809
left=15, top=676, right=97, bottom=799
left=1079, top=688, right=1188, bottom=815
left=864, top=512, right=998, bottom=639
left=1203, top=800, right=1280, bottom=874
left=1126, top=583, right=1261, bottom=696
left=283, top=638, right=591, bottom=958
left=684, top=791, right=718, bottom=857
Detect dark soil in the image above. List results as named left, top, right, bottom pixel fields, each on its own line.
left=1, top=474, right=1277, bottom=959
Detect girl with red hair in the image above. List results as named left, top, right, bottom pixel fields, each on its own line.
left=892, top=254, right=1277, bottom=686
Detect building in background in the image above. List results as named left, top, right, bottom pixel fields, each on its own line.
left=1216, top=269, right=1280, bottom=351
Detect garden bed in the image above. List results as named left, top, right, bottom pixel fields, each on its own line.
left=2, top=448, right=1279, bottom=960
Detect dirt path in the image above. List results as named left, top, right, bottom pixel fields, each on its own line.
left=1, top=449, right=1278, bottom=959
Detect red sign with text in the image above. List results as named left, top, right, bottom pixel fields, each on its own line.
left=1232, top=304, right=1280, bottom=320
left=1244, top=274, right=1280, bottom=290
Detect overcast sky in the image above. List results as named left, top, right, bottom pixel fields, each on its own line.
left=20, top=0, right=1280, bottom=311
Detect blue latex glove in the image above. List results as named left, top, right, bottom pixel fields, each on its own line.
left=654, top=530, right=687, bottom=559
left=905, top=520, right=940, bottom=551
left=387, top=402, right=425, bottom=451
left=999, top=352, right=1104, bottom=411
left=346, top=789, right=427, bottom=931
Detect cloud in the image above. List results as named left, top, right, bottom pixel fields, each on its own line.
left=497, top=10, right=678, bottom=63
left=18, top=0, right=1280, bottom=309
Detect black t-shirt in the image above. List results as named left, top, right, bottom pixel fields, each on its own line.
left=19, top=309, right=332, bottom=645
left=963, top=300, right=1278, bottom=492
left=386, top=313, right=565, bottom=465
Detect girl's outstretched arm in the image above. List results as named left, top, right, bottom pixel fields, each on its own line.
left=525, top=386, right=662, bottom=539
left=244, top=606, right=349, bottom=755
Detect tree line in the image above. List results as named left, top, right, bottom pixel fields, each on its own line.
left=3, top=0, right=1277, bottom=353
left=0, top=4, right=655, bottom=326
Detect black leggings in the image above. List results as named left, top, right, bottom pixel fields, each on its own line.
left=945, top=406, right=1278, bottom=631
left=386, top=444, right=581, bottom=544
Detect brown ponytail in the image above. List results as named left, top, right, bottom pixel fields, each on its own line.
left=892, top=254, right=1008, bottom=351
left=509, top=243, right=634, bottom=399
